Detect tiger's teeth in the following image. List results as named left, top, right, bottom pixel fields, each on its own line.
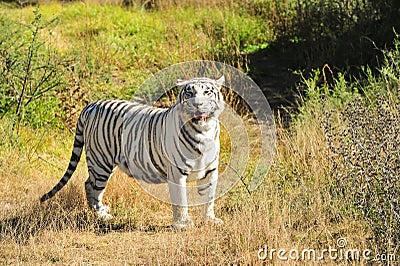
left=193, top=112, right=207, bottom=122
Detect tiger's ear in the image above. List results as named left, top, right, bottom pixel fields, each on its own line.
left=215, top=75, right=225, bottom=87
left=175, top=79, right=187, bottom=87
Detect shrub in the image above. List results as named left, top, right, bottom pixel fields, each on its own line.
left=0, top=8, right=66, bottom=131
left=327, top=97, right=399, bottom=254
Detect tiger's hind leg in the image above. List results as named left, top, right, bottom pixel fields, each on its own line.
left=85, top=166, right=116, bottom=219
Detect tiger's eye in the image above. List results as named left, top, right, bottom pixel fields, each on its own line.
left=185, top=91, right=193, bottom=98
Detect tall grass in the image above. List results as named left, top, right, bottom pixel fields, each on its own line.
left=0, top=120, right=371, bottom=264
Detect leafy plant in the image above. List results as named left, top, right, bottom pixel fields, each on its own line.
left=0, top=8, right=66, bottom=131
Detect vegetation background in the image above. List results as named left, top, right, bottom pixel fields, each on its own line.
left=0, top=0, right=399, bottom=264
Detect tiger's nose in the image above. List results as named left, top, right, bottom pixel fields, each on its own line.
left=194, top=102, right=204, bottom=108
left=193, top=99, right=205, bottom=108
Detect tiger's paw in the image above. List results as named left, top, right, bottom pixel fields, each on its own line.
left=95, top=205, right=113, bottom=220
left=173, top=218, right=195, bottom=231
left=203, top=217, right=224, bottom=227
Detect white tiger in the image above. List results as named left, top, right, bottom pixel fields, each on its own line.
left=41, top=76, right=225, bottom=230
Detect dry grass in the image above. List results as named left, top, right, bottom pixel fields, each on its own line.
left=0, top=115, right=372, bottom=265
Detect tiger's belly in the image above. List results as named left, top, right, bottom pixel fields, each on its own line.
left=118, top=156, right=167, bottom=184
left=118, top=150, right=218, bottom=184
left=187, top=155, right=219, bottom=182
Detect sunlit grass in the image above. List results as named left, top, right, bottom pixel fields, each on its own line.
left=2, top=2, right=271, bottom=102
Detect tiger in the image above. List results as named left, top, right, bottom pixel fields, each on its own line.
left=40, top=76, right=225, bottom=230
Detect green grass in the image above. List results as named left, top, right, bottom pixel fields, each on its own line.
left=1, top=2, right=272, bottom=129
left=3, top=3, right=271, bottom=90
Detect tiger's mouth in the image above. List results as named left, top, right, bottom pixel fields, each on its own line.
left=191, top=111, right=209, bottom=123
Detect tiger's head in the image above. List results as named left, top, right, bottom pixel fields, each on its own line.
left=176, top=76, right=225, bottom=128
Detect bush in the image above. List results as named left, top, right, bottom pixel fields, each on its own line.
left=0, top=8, right=66, bottom=131
left=327, top=96, right=400, bottom=255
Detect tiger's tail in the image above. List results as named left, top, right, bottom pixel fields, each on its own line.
left=40, top=121, right=84, bottom=203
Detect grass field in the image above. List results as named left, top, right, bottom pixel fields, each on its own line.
left=0, top=122, right=372, bottom=265
left=0, top=0, right=399, bottom=265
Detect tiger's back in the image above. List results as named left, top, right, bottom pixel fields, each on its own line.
left=82, top=100, right=171, bottom=185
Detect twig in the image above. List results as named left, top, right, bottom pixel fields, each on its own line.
left=225, top=163, right=251, bottom=195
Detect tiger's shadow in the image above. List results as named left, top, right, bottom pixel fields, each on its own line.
left=0, top=202, right=175, bottom=244
left=94, top=220, right=174, bottom=235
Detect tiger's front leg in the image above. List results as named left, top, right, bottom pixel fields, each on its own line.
left=167, top=166, right=194, bottom=230
left=197, top=166, right=223, bottom=226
